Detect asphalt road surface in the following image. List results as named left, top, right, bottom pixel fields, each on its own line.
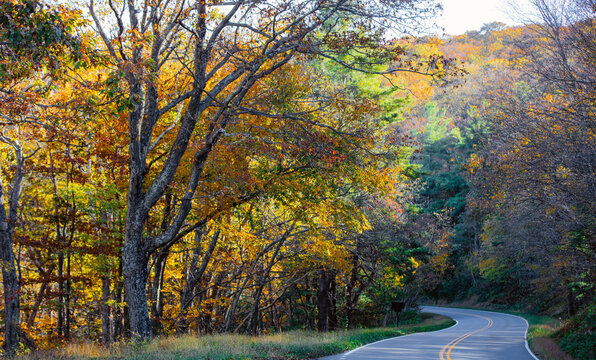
left=319, top=306, right=540, bottom=360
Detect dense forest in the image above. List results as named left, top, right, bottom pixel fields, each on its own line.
left=0, top=0, right=594, bottom=358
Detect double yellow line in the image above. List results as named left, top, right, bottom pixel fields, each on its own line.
left=439, top=313, right=494, bottom=360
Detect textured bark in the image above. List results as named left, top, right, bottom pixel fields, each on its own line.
left=122, top=223, right=151, bottom=339
left=101, top=276, right=111, bottom=344
left=0, top=137, right=24, bottom=354
left=0, top=230, right=20, bottom=353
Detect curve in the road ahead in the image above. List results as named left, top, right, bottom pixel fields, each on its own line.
left=439, top=311, right=494, bottom=360
left=319, top=306, right=540, bottom=360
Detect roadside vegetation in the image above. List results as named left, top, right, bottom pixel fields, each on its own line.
left=18, top=314, right=453, bottom=360
left=507, top=309, right=594, bottom=360
left=525, top=314, right=572, bottom=360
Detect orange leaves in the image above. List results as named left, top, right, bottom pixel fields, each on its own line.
left=466, top=153, right=483, bottom=174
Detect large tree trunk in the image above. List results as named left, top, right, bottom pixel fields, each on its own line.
left=0, top=137, right=24, bottom=354
left=150, top=192, right=173, bottom=334
left=122, top=218, right=151, bottom=339
left=0, top=230, right=20, bottom=354
left=382, top=306, right=391, bottom=327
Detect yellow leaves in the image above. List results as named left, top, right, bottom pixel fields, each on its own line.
left=427, top=252, right=449, bottom=272
left=381, top=266, right=405, bottom=288
left=556, top=165, right=570, bottom=179
left=359, top=214, right=372, bottom=232
left=467, top=153, right=483, bottom=173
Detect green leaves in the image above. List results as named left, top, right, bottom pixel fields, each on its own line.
left=0, top=0, right=79, bottom=81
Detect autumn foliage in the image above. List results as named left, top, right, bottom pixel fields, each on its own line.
left=0, top=0, right=593, bottom=357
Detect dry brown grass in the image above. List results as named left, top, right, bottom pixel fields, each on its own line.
left=15, top=314, right=454, bottom=360
left=532, top=336, right=574, bottom=360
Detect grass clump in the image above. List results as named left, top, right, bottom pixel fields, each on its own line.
left=20, top=313, right=453, bottom=360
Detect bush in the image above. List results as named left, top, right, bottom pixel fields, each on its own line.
left=558, top=332, right=596, bottom=360
left=556, top=303, right=596, bottom=360
left=399, top=309, right=421, bottom=325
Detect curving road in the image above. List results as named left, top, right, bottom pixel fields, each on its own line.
left=319, top=306, right=540, bottom=360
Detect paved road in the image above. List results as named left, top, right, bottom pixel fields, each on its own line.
left=319, top=306, right=539, bottom=360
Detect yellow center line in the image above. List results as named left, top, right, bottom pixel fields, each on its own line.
left=439, top=313, right=494, bottom=360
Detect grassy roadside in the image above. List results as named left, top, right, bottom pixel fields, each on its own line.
left=520, top=313, right=573, bottom=360
left=21, top=313, right=454, bottom=360
left=430, top=302, right=573, bottom=360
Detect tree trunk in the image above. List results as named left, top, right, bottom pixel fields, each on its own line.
left=113, top=256, right=124, bottom=340
left=328, top=272, right=337, bottom=330
left=0, top=137, right=24, bottom=355
left=224, top=270, right=248, bottom=332
left=567, top=286, right=577, bottom=316
left=65, top=251, right=71, bottom=339
left=27, top=279, right=49, bottom=328
left=177, top=229, right=219, bottom=333
left=0, top=230, right=20, bottom=354
left=195, top=272, right=211, bottom=332
left=101, top=276, right=111, bottom=344
left=317, top=269, right=331, bottom=332
left=247, top=235, right=286, bottom=335
left=204, top=272, right=224, bottom=333
left=122, top=220, right=151, bottom=339
left=150, top=191, right=173, bottom=334
left=150, top=249, right=168, bottom=334
left=346, top=251, right=360, bottom=329
left=57, top=251, right=64, bottom=337
left=382, top=306, right=391, bottom=327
